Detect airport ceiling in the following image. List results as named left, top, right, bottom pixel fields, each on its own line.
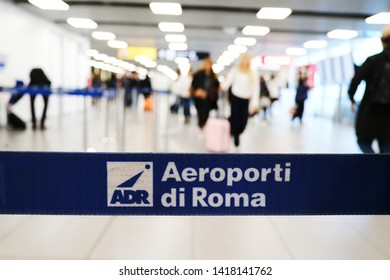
left=11, top=0, right=390, bottom=67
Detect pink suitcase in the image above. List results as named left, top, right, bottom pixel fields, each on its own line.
left=205, top=118, right=230, bottom=152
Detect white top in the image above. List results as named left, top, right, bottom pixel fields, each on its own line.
left=171, top=75, right=193, bottom=98
left=223, top=68, right=260, bottom=110
left=267, top=78, right=279, bottom=99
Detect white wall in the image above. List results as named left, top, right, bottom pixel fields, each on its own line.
left=0, top=1, right=91, bottom=121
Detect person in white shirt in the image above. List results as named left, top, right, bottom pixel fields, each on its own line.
left=223, top=53, right=259, bottom=148
left=267, top=74, right=280, bottom=115
left=171, top=69, right=193, bottom=123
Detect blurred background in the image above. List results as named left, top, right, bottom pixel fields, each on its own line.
left=0, top=0, right=389, bottom=260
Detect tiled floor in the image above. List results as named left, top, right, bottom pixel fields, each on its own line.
left=0, top=90, right=389, bottom=259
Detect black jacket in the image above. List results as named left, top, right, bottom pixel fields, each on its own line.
left=348, top=48, right=390, bottom=139
left=191, top=70, right=220, bottom=106
left=28, top=68, right=51, bottom=87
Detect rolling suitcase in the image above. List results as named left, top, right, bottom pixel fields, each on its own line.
left=7, top=112, right=27, bottom=130
left=205, top=118, right=230, bottom=152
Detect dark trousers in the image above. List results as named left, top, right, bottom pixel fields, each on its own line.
left=30, top=94, right=49, bottom=126
left=357, top=138, right=390, bottom=153
left=292, top=100, right=305, bottom=121
left=230, top=94, right=249, bottom=147
left=194, top=98, right=210, bottom=129
left=180, top=97, right=191, bottom=118
left=124, top=89, right=132, bottom=107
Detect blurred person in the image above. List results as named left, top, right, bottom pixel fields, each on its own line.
left=91, top=69, right=102, bottom=105
left=259, top=75, right=271, bottom=120
left=129, top=71, right=140, bottom=106
left=121, top=71, right=140, bottom=107
left=28, top=68, right=51, bottom=130
left=191, top=58, right=220, bottom=130
left=291, top=76, right=309, bottom=124
left=348, top=25, right=390, bottom=153
left=91, top=69, right=102, bottom=88
left=121, top=70, right=133, bottom=107
left=105, top=72, right=118, bottom=102
left=6, top=80, right=27, bottom=130
left=180, top=68, right=194, bottom=124
left=172, top=68, right=193, bottom=124
left=267, top=74, right=280, bottom=115
left=107, top=72, right=118, bottom=89
left=170, top=69, right=181, bottom=114
left=223, top=53, right=259, bottom=149
left=139, top=74, right=152, bottom=99
left=139, top=75, right=153, bottom=111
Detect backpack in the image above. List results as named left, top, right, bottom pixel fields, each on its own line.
left=372, top=54, right=390, bottom=105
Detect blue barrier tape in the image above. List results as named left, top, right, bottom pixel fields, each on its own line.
left=8, top=87, right=52, bottom=96
left=155, top=90, right=170, bottom=95
left=0, top=152, right=389, bottom=216
left=1, top=87, right=104, bottom=97
left=58, top=88, right=104, bottom=97
left=0, top=87, right=169, bottom=97
left=104, top=88, right=117, bottom=98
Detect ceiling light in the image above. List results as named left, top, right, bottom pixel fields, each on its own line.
left=222, top=50, right=240, bottom=60
left=89, top=60, right=98, bottom=68
left=92, top=31, right=116, bottom=40
left=135, top=56, right=157, bottom=68
left=159, top=22, right=185, bottom=32
left=263, top=55, right=293, bottom=66
left=178, top=64, right=190, bottom=74
left=94, top=53, right=108, bottom=61
left=107, top=40, right=128, bottom=49
left=285, top=47, right=306, bottom=56
left=28, top=0, right=69, bottom=10
left=217, top=57, right=234, bottom=66
left=124, top=63, right=137, bottom=71
left=327, top=29, right=358, bottom=39
left=150, top=2, right=182, bottom=15
left=137, top=67, right=149, bottom=76
left=116, top=60, right=128, bottom=68
left=86, top=49, right=99, bottom=57
left=234, top=37, right=257, bottom=46
left=169, top=43, right=188, bottom=51
left=175, top=57, right=190, bottom=64
left=257, top=7, right=292, bottom=20
left=217, top=53, right=235, bottom=66
left=91, top=61, right=104, bottom=69
left=228, top=45, right=247, bottom=53
left=212, top=64, right=225, bottom=74
left=103, top=56, right=118, bottom=64
left=157, top=65, right=178, bottom=80
left=303, top=40, right=328, bottom=49
left=67, top=18, right=98, bottom=29
left=135, top=56, right=148, bottom=64
left=365, top=12, right=390, bottom=24
left=165, top=34, right=187, bottom=43
left=242, top=26, right=270, bottom=36
left=146, top=61, right=158, bottom=68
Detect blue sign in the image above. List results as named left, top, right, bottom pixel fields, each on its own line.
left=0, top=152, right=389, bottom=215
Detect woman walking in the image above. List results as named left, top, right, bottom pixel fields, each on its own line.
left=292, top=77, right=309, bottom=124
left=29, top=68, right=51, bottom=130
left=191, top=58, right=220, bottom=130
left=223, top=53, right=259, bottom=150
